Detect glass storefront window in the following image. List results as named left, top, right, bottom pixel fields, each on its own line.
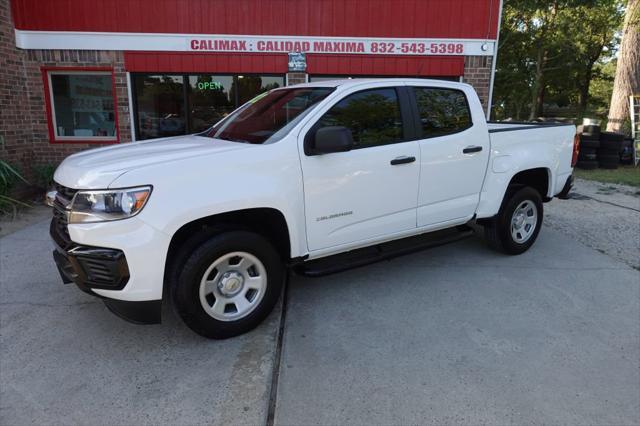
left=47, top=71, right=117, bottom=141
left=134, top=74, right=185, bottom=140
left=188, top=75, right=234, bottom=134
left=236, top=75, right=283, bottom=105
left=133, top=74, right=284, bottom=140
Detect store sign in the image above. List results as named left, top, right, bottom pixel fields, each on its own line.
left=15, top=31, right=496, bottom=56
left=288, top=52, right=306, bottom=72
left=197, top=81, right=224, bottom=90
left=188, top=36, right=493, bottom=56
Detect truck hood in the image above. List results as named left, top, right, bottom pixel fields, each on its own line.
left=54, top=135, right=249, bottom=189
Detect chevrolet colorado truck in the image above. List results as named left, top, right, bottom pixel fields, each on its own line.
left=49, top=79, right=578, bottom=338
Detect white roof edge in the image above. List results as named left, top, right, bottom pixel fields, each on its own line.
left=285, top=78, right=471, bottom=89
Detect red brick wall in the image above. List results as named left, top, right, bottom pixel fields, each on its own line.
left=463, top=56, right=492, bottom=111
left=0, top=0, right=131, bottom=180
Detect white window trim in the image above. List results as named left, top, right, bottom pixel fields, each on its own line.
left=47, top=70, right=118, bottom=141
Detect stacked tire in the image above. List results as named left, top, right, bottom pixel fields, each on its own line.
left=620, top=138, right=634, bottom=165
left=576, top=124, right=600, bottom=170
left=598, top=131, right=624, bottom=169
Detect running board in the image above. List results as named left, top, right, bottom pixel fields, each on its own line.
left=294, top=226, right=475, bottom=277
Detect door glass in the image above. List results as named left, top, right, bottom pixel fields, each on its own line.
left=414, top=87, right=472, bottom=138
left=134, top=75, right=185, bottom=140
left=188, top=75, right=234, bottom=133
left=236, top=76, right=284, bottom=106
left=317, top=88, right=403, bottom=148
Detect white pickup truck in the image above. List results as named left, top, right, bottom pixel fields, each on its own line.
left=50, top=79, right=578, bottom=338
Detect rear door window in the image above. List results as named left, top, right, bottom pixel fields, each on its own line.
left=413, top=87, right=472, bottom=138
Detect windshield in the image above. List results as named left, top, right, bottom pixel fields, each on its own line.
left=205, top=87, right=334, bottom=144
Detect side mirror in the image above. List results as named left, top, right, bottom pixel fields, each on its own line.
left=311, top=126, right=354, bottom=155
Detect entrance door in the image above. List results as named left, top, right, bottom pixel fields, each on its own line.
left=299, top=85, right=421, bottom=251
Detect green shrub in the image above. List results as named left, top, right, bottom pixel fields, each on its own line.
left=32, top=163, right=57, bottom=190
left=0, top=160, right=30, bottom=216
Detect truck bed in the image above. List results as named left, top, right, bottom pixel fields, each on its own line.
left=487, top=121, right=575, bottom=133
left=473, top=121, right=576, bottom=219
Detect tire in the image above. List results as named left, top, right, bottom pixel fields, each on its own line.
left=582, top=124, right=600, bottom=137
left=598, top=162, right=619, bottom=170
left=579, top=146, right=597, bottom=155
left=598, top=154, right=620, bottom=163
left=579, top=152, right=597, bottom=161
left=171, top=230, right=284, bottom=339
left=600, top=131, right=625, bottom=142
left=484, top=186, right=543, bottom=255
left=581, top=132, right=600, bottom=142
left=576, top=160, right=598, bottom=170
left=600, top=139, right=622, bottom=151
left=579, top=139, right=600, bottom=149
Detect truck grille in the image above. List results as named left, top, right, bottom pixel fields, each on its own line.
left=50, top=182, right=78, bottom=250
left=54, top=182, right=78, bottom=202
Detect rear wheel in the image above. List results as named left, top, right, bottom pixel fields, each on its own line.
left=171, top=231, right=284, bottom=339
left=484, top=186, right=543, bottom=255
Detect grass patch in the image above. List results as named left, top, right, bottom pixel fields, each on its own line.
left=574, top=165, right=640, bottom=187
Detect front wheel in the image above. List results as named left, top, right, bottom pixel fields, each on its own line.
left=484, top=186, right=543, bottom=255
left=172, top=231, right=284, bottom=339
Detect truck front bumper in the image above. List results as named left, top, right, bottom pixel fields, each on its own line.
left=52, top=243, right=162, bottom=324
left=50, top=212, right=169, bottom=325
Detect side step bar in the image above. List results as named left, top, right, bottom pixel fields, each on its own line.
left=294, top=226, right=475, bottom=277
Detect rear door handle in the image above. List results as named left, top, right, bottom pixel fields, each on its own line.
left=463, top=146, right=483, bottom=154
left=390, top=156, right=416, bottom=165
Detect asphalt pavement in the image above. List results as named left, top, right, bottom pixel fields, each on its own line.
left=1, top=205, right=639, bottom=425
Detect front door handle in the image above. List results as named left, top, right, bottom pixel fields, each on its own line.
left=463, top=145, right=483, bottom=154
left=390, top=156, right=416, bottom=165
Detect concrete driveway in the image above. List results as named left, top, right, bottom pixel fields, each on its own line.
left=1, top=199, right=639, bottom=425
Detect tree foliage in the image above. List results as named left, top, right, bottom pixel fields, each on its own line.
left=493, top=0, right=624, bottom=121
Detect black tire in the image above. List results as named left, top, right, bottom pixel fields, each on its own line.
left=576, top=160, right=598, bottom=170
left=598, top=162, right=619, bottom=170
left=579, top=139, right=600, bottom=149
left=598, top=154, right=620, bottom=163
left=579, top=152, right=597, bottom=161
left=580, top=133, right=600, bottom=142
left=582, top=124, right=600, bottom=137
left=484, top=186, right=543, bottom=255
left=600, top=139, right=622, bottom=151
left=579, top=146, right=597, bottom=156
left=600, top=131, right=625, bottom=142
left=171, top=230, right=284, bottom=339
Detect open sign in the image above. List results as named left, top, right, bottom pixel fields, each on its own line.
left=197, top=81, right=223, bottom=90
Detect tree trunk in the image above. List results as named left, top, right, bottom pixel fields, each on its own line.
left=529, top=49, right=548, bottom=120
left=578, top=65, right=594, bottom=119
left=607, top=0, right=640, bottom=132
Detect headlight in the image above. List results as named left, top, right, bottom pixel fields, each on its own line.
left=69, top=186, right=152, bottom=224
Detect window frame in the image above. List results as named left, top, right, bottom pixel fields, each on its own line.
left=304, top=86, right=415, bottom=155
left=42, top=67, right=120, bottom=144
left=408, top=86, right=474, bottom=140
left=130, top=73, right=285, bottom=141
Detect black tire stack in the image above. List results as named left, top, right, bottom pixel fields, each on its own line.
left=576, top=124, right=600, bottom=170
left=598, top=131, right=624, bottom=169
left=620, top=138, right=634, bottom=165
